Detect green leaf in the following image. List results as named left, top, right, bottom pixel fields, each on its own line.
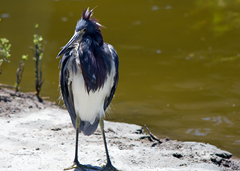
left=39, top=53, right=43, bottom=60
left=38, top=36, right=43, bottom=41
left=0, top=38, right=9, bottom=44
left=22, top=54, right=28, bottom=60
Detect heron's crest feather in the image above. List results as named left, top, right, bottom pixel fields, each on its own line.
left=82, top=7, right=97, bottom=22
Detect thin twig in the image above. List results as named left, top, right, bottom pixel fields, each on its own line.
left=144, top=125, right=162, bottom=144
left=0, top=84, right=16, bottom=89
left=15, top=60, right=25, bottom=92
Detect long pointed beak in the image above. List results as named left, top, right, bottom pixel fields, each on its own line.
left=57, top=31, right=83, bottom=58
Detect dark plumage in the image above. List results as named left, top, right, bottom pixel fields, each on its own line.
left=57, top=8, right=119, bottom=170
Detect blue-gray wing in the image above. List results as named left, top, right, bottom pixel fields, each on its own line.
left=59, top=48, right=99, bottom=135
left=59, top=48, right=77, bottom=129
left=104, top=44, right=119, bottom=111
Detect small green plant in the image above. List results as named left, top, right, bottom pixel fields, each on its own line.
left=0, top=38, right=11, bottom=75
left=15, top=55, right=28, bottom=92
left=32, top=24, right=44, bottom=99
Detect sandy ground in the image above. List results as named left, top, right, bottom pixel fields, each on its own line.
left=0, top=88, right=240, bottom=171
left=1, top=108, right=240, bottom=171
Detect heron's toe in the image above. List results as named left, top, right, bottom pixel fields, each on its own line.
left=64, top=161, right=99, bottom=171
left=63, top=163, right=86, bottom=171
left=100, top=163, right=120, bottom=171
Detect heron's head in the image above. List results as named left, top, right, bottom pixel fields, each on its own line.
left=57, top=7, right=103, bottom=58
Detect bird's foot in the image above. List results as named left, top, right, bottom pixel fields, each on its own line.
left=100, top=162, right=120, bottom=171
left=63, top=161, right=86, bottom=171
left=64, top=160, right=98, bottom=171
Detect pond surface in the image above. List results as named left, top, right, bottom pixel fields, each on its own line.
left=1, top=0, right=240, bottom=157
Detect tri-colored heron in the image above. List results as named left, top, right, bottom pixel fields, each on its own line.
left=57, top=8, right=119, bottom=171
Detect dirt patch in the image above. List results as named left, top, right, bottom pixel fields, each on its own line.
left=0, top=88, right=57, bottom=117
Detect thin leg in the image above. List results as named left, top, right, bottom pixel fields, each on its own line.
left=100, top=118, right=119, bottom=171
left=64, top=116, right=85, bottom=170
left=73, top=116, right=81, bottom=166
left=64, top=116, right=97, bottom=171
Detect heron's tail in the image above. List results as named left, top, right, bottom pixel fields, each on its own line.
left=79, top=118, right=99, bottom=136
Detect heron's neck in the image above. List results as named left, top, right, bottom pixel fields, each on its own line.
left=79, top=37, right=108, bottom=93
left=83, top=30, right=103, bottom=48
left=92, top=29, right=104, bottom=47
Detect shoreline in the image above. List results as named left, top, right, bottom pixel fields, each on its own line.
left=0, top=88, right=240, bottom=170
left=1, top=108, right=240, bottom=170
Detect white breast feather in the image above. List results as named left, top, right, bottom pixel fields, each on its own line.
left=70, top=46, right=116, bottom=124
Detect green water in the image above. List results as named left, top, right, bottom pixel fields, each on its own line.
left=1, top=0, right=240, bottom=158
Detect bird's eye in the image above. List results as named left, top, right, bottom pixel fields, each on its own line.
left=83, top=28, right=87, bottom=32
